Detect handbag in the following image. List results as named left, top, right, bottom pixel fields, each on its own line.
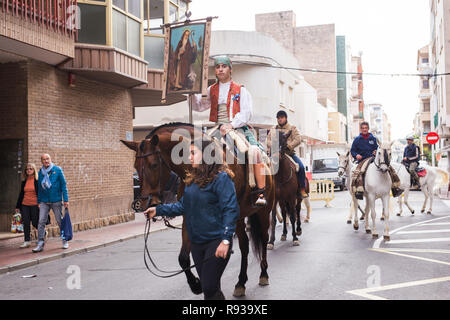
left=60, top=208, right=73, bottom=241
left=11, top=213, right=24, bottom=233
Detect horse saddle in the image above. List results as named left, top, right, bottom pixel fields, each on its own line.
left=416, top=167, right=427, bottom=177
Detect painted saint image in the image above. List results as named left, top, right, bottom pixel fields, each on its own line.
left=166, top=23, right=206, bottom=94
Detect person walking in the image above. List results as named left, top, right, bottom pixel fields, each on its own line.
left=15, top=164, right=42, bottom=248
left=32, top=154, right=70, bottom=253
left=144, top=139, right=239, bottom=300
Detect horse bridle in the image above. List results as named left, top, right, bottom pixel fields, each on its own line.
left=374, top=148, right=390, bottom=171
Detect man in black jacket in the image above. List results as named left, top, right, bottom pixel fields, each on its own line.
left=403, top=135, right=420, bottom=186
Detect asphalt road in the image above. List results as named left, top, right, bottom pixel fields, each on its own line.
left=1, top=190, right=449, bottom=300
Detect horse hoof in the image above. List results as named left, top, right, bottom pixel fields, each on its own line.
left=259, top=277, right=269, bottom=286
left=396, top=213, right=401, bottom=217
left=411, top=210, right=415, bottom=215
left=360, top=216, right=365, bottom=221
left=366, top=229, right=371, bottom=234
left=353, top=224, right=359, bottom=231
left=372, top=234, right=379, bottom=239
left=296, top=230, right=302, bottom=236
left=427, top=211, right=432, bottom=215
left=233, top=286, right=246, bottom=297
left=383, top=235, right=390, bottom=241
left=267, top=244, right=274, bottom=250
left=347, top=220, right=352, bottom=224
left=280, top=235, right=287, bottom=241
left=421, top=209, right=425, bottom=213
left=293, top=240, right=300, bottom=246
left=380, top=217, right=385, bottom=221
left=304, top=219, right=309, bottom=223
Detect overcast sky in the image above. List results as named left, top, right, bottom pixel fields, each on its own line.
left=190, top=0, right=430, bottom=140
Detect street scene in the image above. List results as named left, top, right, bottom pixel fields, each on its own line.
left=1, top=0, right=450, bottom=306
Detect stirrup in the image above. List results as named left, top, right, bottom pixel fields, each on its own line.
left=253, top=188, right=266, bottom=206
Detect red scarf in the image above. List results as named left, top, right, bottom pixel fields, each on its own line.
left=361, top=133, right=370, bottom=140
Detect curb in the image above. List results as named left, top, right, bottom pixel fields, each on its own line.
left=0, top=221, right=182, bottom=275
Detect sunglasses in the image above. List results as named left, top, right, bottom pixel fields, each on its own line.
left=26, top=168, right=34, bottom=171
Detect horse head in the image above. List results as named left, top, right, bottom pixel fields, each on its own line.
left=337, top=151, right=350, bottom=177
left=121, top=135, right=172, bottom=208
left=278, top=130, right=292, bottom=155
left=375, top=138, right=394, bottom=173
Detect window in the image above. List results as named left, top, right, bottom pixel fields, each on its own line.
left=279, top=81, right=286, bottom=106
left=423, top=79, right=430, bottom=89
left=422, top=57, right=429, bottom=64
left=143, top=0, right=188, bottom=35
left=423, top=121, right=431, bottom=133
left=77, top=4, right=107, bottom=45
left=423, top=101, right=430, bottom=112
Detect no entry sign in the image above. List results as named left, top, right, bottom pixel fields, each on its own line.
left=426, top=132, right=439, bottom=145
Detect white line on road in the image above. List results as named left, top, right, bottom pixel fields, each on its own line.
left=419, top=222, right=450, bottom=226
left=397, top=229, right=450, bottom=234
left=373, top=216, right=450, bottom=249
left=347, top=276, right=450, bottom=300
left=386, top=237, right=450, bottom=244
left=370, top=248, right=450, bottom=266
left=381, top=248, right=450, bottom=254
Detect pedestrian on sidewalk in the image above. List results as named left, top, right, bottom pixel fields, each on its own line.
left=15, top=163, right=46, bottom=248
left=144, top=139, right=239, bottom=300
left=32, top=154, right=70, bottom=253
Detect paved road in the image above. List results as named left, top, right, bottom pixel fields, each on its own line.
left=1, top=191, right=449, bottom=300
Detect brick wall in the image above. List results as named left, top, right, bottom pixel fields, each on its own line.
left=26, top=61, right=135, bottom=234
left=255, top=12, right=337, bottom=105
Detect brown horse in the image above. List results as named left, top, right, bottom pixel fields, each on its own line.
left=121, top=122, right=275, bottom=297
left=268, top=131, right=307, bottom=249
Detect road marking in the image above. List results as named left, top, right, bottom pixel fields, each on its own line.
left=397, top=229, right=450, bottom=234
left=381, top=248, right=450, bottom=254
left=347, top=276, right=450, bottom=300
left=386, top=237, right=450, bottom=244
left=373, top=216, right=450, bottom=249
left=419, top=222, right=450, bottom=226
left=370, top=248, right=450, bottom=266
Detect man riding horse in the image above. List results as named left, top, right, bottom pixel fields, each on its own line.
left=267, top=110, right=308, bottom=199
left=191, top=56, right=267, bottom=206
left=403, top=135, right=421, bottom=187
left=350, top=121, right=403, bottom=200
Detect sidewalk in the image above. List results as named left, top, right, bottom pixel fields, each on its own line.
left=0, top=213, right=183, bottom=275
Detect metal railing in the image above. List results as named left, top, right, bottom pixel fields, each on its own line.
left=1, top=0, right=77, bottom=39
left=309, top=179, right=335, bottom=208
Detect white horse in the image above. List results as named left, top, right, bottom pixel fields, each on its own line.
left=391, top=161, right=449, bottom=216
left=344, top=140, right=394, bottom=240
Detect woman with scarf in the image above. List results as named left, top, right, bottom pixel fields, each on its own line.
left=143, top=139, right=239, bottom=300
left=32, top=154, right=69, bottom=253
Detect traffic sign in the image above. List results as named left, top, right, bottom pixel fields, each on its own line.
left=426, top=132, right=439, bottom=145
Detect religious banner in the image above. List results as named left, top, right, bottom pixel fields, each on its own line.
left=161, top=18, right=212, bottom=103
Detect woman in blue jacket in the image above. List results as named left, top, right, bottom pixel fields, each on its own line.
left=144, top=139, right=239, bottom=300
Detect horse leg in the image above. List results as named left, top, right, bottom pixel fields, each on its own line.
left=295, top=198, right=302, bottom=235
left=233, top=219, right=249, bottom=297
left=267, top=206, right=277, bottom=250
left=382, top=195, right=390, bottom=241
left=303, top=197, right=311, bottom=223
left=421, top=192, right=428, bottom=214
left=347, top=194, right=353, bottom=224
left=179, top=224, right=202, bottom=294
left=280, top=203, right=287, bottom=241
left=404, top=189, right=415, bottom=214
left=397, top=193, right=403, bottom=216
left=289, top=202, right=299, bottom=246
left=351, top=196, right=359, bottom=230
left=257, top=209, right=270, bottom=286
left=369, top=194, right=378, bottom=238
left=427, top=186, right=433, bottom=214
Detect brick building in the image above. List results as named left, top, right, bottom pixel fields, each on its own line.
left=0, top=0, right=190, bottom=233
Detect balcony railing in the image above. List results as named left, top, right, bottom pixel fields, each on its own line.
left=1, top=0, right=77, bottom=39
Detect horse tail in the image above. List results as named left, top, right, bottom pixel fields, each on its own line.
left=248, top=213, right=264, bottom=262
left=434, top=168, right=449, bottom=188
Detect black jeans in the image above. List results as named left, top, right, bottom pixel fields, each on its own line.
left=191, top=239, right=232, bottom=300
left=21, top=205, right=39, bottom=242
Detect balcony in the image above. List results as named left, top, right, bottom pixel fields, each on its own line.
left=0, top=0, right=77, bottom=65
left=61, top=43, right=148, bottom=88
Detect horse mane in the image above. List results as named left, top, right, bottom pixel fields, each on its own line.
left=145, top=122, right=195, bottom=139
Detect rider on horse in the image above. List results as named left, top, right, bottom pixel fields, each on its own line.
left=403, top=135, right=421, bottom=187
left=350, top=121, right=403, bottom=200
left=191, top=56, right=267, bottom=206
left=267, top=110, right=308, bottom=199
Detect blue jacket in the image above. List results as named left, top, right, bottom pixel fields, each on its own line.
left=351, top=133, right=378, bottom=161
left=403, top=144, right=420, bottom=163
left=156, top=171, right=239, bottom=244
left=37, top=165, right=69, bottom=203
